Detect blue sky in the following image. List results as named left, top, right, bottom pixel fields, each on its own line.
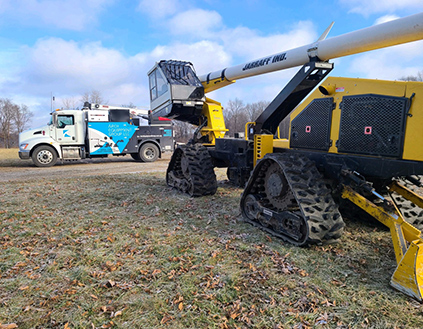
left=1, top=0, right=423, bottom=127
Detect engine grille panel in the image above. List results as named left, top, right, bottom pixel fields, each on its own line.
left=338, top=94, right=408, bottom=158
left=290, top=97, right=334, bottom=151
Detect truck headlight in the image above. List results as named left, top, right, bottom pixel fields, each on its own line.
left=20, top=143, right=29, bottom=150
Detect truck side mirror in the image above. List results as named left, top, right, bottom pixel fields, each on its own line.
left=52, top=113, right=58, bottom=127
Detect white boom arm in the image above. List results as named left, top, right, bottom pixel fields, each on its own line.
left=199, top=12, right=423, bottom=91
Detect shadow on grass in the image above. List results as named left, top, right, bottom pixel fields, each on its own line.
left=0, top=157, right=144, bottom=168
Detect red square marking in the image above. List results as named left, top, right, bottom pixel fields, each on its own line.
left=364, top=126, right=372, bottom=135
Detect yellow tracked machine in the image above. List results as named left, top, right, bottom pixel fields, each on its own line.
left=147, top=13, right=423, bottom=300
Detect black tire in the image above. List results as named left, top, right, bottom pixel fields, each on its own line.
left=166, top=144, right=217, bottom=197
left=130, top=153, right=141, bottom=161
left=139, top=143, right=159, bottom=162
left=32, top=145, right=58, bottom=167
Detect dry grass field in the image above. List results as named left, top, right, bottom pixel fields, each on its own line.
left=0, top=148, right=422, bottom=328
left=0, top=148, right=27, bottom=165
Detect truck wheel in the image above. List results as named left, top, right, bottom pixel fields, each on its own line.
left=139, top=143, right=159, bottom=162
left=32, top=145, right=58, bottom=167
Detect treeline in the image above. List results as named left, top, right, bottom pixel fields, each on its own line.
left=400, top=71, right=423, bottom=82
left=225, top=99, right=270, bottom=136
left=61, top=90, right=106, bottom=110
left=173, top=99, right=270, bottom=142
left=0, top=98, right=33, bottom=148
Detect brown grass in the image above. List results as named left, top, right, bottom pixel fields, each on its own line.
left=0, top=148, right=31, bottom=167
left=0, top=148, right=19, bottom=160
left=0, top=154, right=422, bottom=328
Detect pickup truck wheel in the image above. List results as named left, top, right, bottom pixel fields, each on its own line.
left=139, top=143, right=159, bottom=162
left=32, top=145, right=58, bottom=167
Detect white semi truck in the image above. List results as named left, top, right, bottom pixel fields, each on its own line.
left=18, top=103, right=174, bottom=167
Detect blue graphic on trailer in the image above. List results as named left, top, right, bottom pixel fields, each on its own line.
left=163, top=129, right=172, bottom=137
left=88, top=122, right=137, bottom=155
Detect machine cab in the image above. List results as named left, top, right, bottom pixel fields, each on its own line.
left=148, top=60, right=205, bottom=125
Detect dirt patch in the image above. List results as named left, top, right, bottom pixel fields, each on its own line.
left=0, top=153, right=172, bottom=182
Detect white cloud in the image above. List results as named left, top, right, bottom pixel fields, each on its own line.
left=348, top=40, right=423, bottom=80
left=0, top=38, right=148, bottom=125
left=112, top=84, right=148, bottom=101
left=24, top=38, right=133, bottom=90
left=374, top=15, right=400, bottom=25
left=138, top=1, right=317, bottom=69
left=0, top=36, right=233, bottom=127
left=137, top=0, right=181, bottom=18
left=339, top=0, right=423, bottom=15
left=222, top=21, right=316, bottom=60
left=148, top=40, right=231, bottom=73
left=0, top=0, right=113, bottom=31
left=208, top=67, right=300, bottom=108
left=168, top=9, right=223, bottom=38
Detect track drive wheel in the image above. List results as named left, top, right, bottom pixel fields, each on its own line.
left=166, top=144, right=217, bottom=197
left=240, top=153, right=345, bottom=246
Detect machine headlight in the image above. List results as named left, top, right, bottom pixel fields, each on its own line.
left=20, top=143, right=29, bottom=150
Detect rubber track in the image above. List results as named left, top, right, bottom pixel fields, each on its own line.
left=244, top=153, right=345, bottom=245
left=391, top=179, right=423, bottom=230
left=166, top=144, right=217, bottom=197
left=284, top=154, right=345, bottom=244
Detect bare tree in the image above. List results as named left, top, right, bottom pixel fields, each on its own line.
left=245, top=101, right=270, bottom=122
left=400, top=71, right=423, bottom=81
left=121, top=102, right=137, bottom=108
left=62, top=97, right=79, bottom=110
left=225, top=98, right=248, bottom=136
left=173, top=121, right=194, bottom=143
left=81, top=90, right=106, bottom=105
left=0, top=99, right=18, bottom=148
left=0, top=99, right=34, bottom=148
left=14, top=104, right=33, bottom=134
